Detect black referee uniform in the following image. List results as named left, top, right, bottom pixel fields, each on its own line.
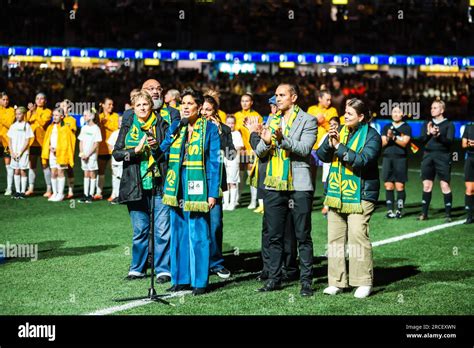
left=462, top=124, right=474, bottom=224
left=419, top=118, right=455, bottom=219
left=381, top=122, right=412, bottom=217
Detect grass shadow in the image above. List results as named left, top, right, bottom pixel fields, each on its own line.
left=2, top=240, right=119, bottom=263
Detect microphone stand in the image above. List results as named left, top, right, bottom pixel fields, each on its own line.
left=114, top=121, right=186, bottom=305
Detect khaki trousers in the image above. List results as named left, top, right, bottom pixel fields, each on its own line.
left=327, top=200, right=375, bottom=287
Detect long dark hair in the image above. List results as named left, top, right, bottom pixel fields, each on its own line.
left=203, top=95, right=222, bottom=134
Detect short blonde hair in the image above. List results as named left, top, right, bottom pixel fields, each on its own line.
left=132, top=90, right=154, bottom=108
left=432, top=99, right=445, bottom=111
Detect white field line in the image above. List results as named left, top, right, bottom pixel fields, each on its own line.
left=86, top=290, right=192, bottom=315
left=86, top=220, right=466, bottom=315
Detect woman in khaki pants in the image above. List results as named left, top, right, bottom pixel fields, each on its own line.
left=316, top=98, right=381, bottom=298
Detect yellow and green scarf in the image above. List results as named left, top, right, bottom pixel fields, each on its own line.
left=162, top=117, right=209, bottom=212
left=124, top=113, right=158, bottom=190
left=247, top=160, right=259, bottom=188
left=263, top=105, right=299, bottom=191
left=324, top=123, right=369, bottom=213
left=160, top=107, right=171, bottom=125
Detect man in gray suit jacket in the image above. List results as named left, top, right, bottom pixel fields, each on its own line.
left=255, top=83, right=317, bottom=296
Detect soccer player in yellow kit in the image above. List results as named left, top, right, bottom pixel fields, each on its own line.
left=60, top=99, right=77, bottom=198
left=25, top=93, right=52, bottom=197
left=41, top=108, right=75, bottom=202
left=0, top=92, right=16, bottom=195
left=97, top=97, right=119, bottom=200
left=234, top=93, right=262, bottom=209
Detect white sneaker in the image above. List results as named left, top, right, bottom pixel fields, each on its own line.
left=222, top=203, right=229, bottom=211
left=323, top=286, right=343, bottom=295
left=247, top=202, right=257, bottom=209
left=227, top=204, right=235, bottom=211
left=354, top=286, right=372, bottom=298
left=54, top=194, right=65, bottom=202
left=48, top=194, right=57, bottom=202
left=4, top=189, right=12, bottom=196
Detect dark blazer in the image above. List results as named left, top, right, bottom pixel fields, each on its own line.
left=112, top=113, right=179, bottom=203
left=316, top=125, right=382, bottom=203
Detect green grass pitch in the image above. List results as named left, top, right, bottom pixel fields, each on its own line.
left=0, top=146, right=473, bottom=315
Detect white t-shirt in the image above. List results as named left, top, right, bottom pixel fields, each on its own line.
left=229, top=130, right=244, bottom=164
left=7, top=122, right=34, bottom=154
left=107, top=129, right=121, bottom=166
left=50, top=124, right=58, bottom=149
left=78, top=124, right=102, bottom=159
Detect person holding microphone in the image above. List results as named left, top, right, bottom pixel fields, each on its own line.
left=112, top=91, right=178, bottom=283
left=162, top=88, right=221, bottom=296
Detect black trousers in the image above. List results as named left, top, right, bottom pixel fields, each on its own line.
left=261, top=197, right=298, bottom=278
left=263, top=190, right=314, bottom=284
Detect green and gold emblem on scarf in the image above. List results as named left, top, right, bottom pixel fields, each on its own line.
left=162, top=117, right=209, bottom=212
left=160, top=107, right=171, bottom=125
left=324, top=123, right=368, bottom=213
left=263, top=105, right=299, bottom=191
left=124, top=112, right=158, bottom=190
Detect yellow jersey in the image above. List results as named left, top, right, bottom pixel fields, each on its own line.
left=63, top=116, right=77, bottom=156
left=41, top=122, right=75, bottom=168
left=98, top=112, right=119, bottom=155
left=307, top=105, right=342, bottom=149
left=26, top=107, right=52, bottom=147
left=234, top=109, right=262, bottom=152
left=218, top=109, right=227, bottom=124
left=0, top=106, right=15, bottom=148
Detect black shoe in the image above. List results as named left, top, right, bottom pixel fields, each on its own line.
left=395, top=210, right=402, bottom=219
left=257, top=280, right=282, bottom=292
left=79, top=195, right=88, bottom=203
left=18, top=193, right=26, bottom=200
left=417, top=214, right=428, bottom=221
left=445, top=215, right=452, bottom=223
left=156, top=275, right=171, bottom=284
left=386, top=210, right=396, bottom=218
left=11, top=192, right=19, bottom=199
left=124, top=274, right=145, bottom=280
left=192, top=287, right=206, bottom=296
left=166, top=284, right=191, bottom=292
left=464, top=216, right=473, bottom=224
left=85, top=195, right=93, bottom=203
left=300, top=282, right=313, bottom=297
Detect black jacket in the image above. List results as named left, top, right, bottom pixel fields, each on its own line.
left=112, top=110, right=180, bottom=203
left=316, top=125, right=382, bottom=203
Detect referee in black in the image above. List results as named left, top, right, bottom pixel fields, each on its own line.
left=381, top=106, right=412, bottom=219
left=462, top=123, right=474, bottom=224
left=419, top=99, right=455, bottom=222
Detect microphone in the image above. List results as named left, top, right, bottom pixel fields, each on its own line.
left=171, top=117, right=189, bottom=137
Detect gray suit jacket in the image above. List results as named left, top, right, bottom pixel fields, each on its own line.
left=255, top=107, right=317, bottom=191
